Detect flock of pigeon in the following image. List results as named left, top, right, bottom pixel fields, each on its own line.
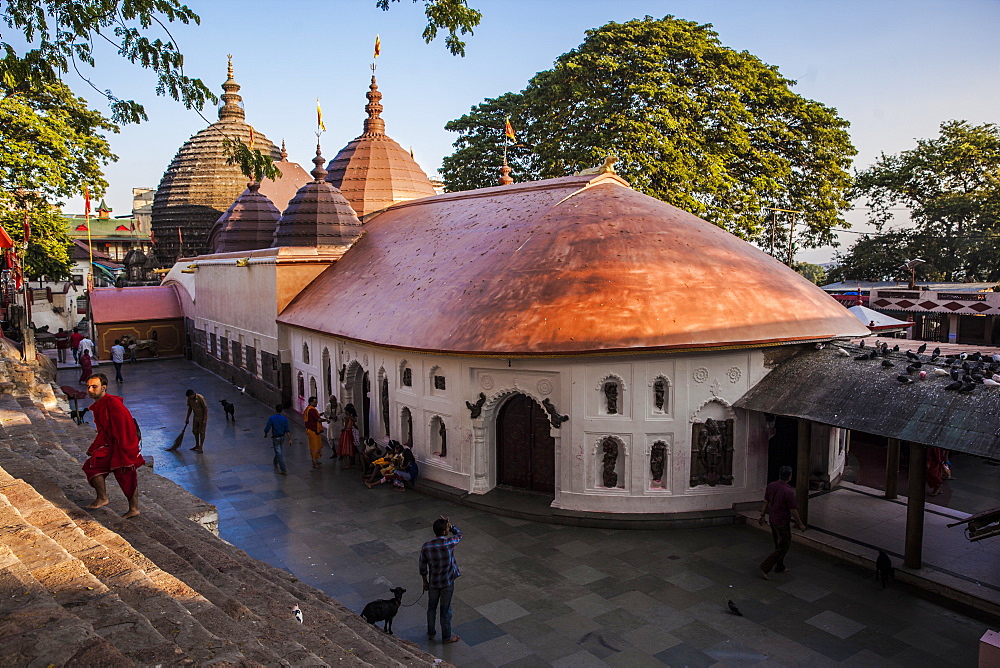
left=837, top=340, right=1000, bottom=392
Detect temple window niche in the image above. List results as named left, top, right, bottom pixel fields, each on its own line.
left=597, top=374, right=626, bottom=416
left=302, top=342, right=310, bottom=365
left=651, top=375, right=671, bottom=415
left=430, top=366, right=446, bottom=395
left=430, top=416, right=447, bottom=457
left=649, top=439, right=669, bottom=489
left=400, top=360, right=412, bottom=388
left=596, top=435, right=626, bottom=489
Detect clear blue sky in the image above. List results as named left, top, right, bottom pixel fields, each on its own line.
left=64, top=0, right=1000, bottom=263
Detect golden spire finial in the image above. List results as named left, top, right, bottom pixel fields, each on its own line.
left=227, top=54, right=233, bottom=79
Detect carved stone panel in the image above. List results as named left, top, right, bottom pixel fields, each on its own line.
left=689, top=418, right=734, bottom=487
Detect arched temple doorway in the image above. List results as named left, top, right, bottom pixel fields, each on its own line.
left=496, top=393, right=555, bottom=493
left=345, top=362, right=371, bottom=439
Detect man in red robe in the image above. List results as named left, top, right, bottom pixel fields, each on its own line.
left=82, top=373, right=144, bottom=518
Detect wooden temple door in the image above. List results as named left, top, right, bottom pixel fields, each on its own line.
left=497, top=394, right=555, bottom=493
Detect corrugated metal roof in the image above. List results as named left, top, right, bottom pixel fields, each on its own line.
left=734, top=345, right=1000, bottom=458
left=90, top=285, right=183, bottom=323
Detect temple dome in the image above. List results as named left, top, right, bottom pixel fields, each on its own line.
left=273, top=144, right=364, bottom=248
left=151, top=59, right=280, bottom=265
left=258, top=140, right=312, bottom=212
left=279, top=173, right=870, bottom=355
left=324, top=76, right=436, bottom=219
left=210, top=182, right=282, bottom=253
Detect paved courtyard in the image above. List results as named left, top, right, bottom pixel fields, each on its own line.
left=59, top=358, right=995, bottom=666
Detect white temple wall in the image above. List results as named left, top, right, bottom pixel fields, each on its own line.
left=180, top=261, right=280, bottom=376
left=288, top=328, right=777, bottom=515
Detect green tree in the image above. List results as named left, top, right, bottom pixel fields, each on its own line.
left=0, top=80, right=118, bottom=206
left=795, top=262, right=828, bottom=286
left=222, top=138, right=282, bottom=183
left=0, top=79, right=117, bottom=279
left=0, top=206, right=74, bottom=279
left=2, top=0, right=215, bottom=124
left=851, top=120, right=1000, bottom=281
left=826, top=230, right=946, bottom=283
left=441, top=16, right=856, bottom=249
left=376, top=0, right=481, bottom=56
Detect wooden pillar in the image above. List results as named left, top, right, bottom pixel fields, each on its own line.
left=885, top=438, right=900, bottom=500
left=905, top=442, right=927, bottom=569
left=796, top=419, right=810, bottom=525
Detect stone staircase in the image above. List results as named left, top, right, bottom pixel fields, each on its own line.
left=0, top=392, right=446, bottom=667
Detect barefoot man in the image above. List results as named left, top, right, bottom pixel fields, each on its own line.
left=82, top=373, right=144, bottom=518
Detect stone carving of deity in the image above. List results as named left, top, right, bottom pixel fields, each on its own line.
left=650, top=441, right=666, bottom=487
left=604, top=381, right=618, bottom=414
left=653, top=379, right=665, bottom=411
left=602, top=438, right=619, bottom=487
left=689, top=417, right=734, bottom=487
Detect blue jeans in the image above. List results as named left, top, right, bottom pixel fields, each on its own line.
left=427, top=584, right=454, bottom=638
left=113, top=362, right=123, bottom=382
left=271, top=436, right=287, bottom=472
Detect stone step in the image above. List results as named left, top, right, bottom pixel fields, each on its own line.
left=1, top=475, right=262, bottom=666
left=0, top=441, right=336, bottom=667
left=0, top=486, right=188, bottom=665
left=0, top=542, right=134, bottom=667
left=137, top=509, right=435, bottom=667
left=5, top=395, right=444, bottom=667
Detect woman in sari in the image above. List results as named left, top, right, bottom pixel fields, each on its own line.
left=79, top=350, right=93, bottom=384
left=338, top=403, right=359, bottom=469
left=303, top=396, right=328, bottom=469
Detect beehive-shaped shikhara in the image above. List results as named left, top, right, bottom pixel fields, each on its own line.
left=151, top=59, right=280, bottom=265
left=325, top=76, right=436, bottom=220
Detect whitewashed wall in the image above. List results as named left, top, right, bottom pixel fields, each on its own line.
left=287, top=328, right=777, bottom=515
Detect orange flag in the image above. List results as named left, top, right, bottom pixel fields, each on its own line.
left=504, top=117, right=516, bottom=141
left=83, top=186, right=91, bottom=216
left=374, top=34, right=381, bottom=58
left=248, top=125, right=255, bottom=150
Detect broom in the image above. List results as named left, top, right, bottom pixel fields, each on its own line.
left=166, top=424, right=186, bottom=451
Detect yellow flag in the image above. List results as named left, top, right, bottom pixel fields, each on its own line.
left=505, top=116, right=516, bottom=141
left=248, top=125, right=255, bottom=150
left=317, top=99, right=326, bottom=132
left=374, top=34, right=381, bottom=58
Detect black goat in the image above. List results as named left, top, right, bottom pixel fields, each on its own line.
left=219, top=399, right=235, bottom=422
left=875, top=550, right=894, bottom=589
left=361, top=587, right=406, bottom=634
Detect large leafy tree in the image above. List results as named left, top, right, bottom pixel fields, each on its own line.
left=849, top=120, right=1000, bottom=282
left=0, top=206, right=74, bottom=279
left=0, top=79, right=117, bottom=278
left=825, top=230, right=945, bottom=283
left=2, top=0, right=214, bottom=124
left=2, top=0, right=216, bottom=279
left=441, top=16, right=856, bottom=250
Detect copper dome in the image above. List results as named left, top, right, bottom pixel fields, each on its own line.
left=210, top=182, right=282, bottom=253
left=258, top=140, right=312, bottom=212
left=151, top=59, right=280, bottom=265
left=324, top=76, right=436, bottom=219
left=279, top=173, right=870, bottom=355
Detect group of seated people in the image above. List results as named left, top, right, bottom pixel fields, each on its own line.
left=362, top=439, right=418, bottom=491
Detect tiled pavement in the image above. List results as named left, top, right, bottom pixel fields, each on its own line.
left=58, top=358, right=995, bottom=666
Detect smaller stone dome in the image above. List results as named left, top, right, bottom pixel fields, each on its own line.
left=211, top=182, right=282, bottom=253
left=123, top=248, right=147, bottom=268
left=273, top=144, right=364, bottom=248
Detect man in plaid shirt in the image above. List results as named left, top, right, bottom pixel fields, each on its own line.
left=419, top=515, right=463, bottom=644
